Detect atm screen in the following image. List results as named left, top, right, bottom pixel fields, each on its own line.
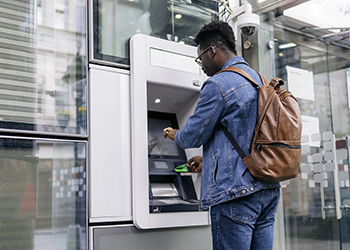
left=148, top=111, right=185, bottom=159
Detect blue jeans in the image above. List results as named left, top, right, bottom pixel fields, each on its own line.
left=210, top=187, right=280, bottom=250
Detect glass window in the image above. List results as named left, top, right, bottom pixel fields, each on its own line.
left=0, top=0, right=87, bottom=135
left=0, top=137, right=86, bottom=249
left=93, top=0, right=219, bottom=66
left=244, top=1, right=350, bottom=249
left=265, top=1, right=350, bottom=249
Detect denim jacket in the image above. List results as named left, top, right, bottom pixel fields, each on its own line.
left=175, top=56, right=280, bottom=210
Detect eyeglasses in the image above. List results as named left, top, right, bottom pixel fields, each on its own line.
left=195, top=46, right=214, bottom=67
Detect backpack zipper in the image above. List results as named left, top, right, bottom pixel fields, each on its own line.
left=255, top=143, right=301, bottom=151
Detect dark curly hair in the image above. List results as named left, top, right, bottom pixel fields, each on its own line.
left=193, top=20, right=237, bottom=55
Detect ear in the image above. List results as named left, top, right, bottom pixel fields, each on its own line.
left=209, top=46, right=217, bottom=58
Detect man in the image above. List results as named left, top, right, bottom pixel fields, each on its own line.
left=164, top=21, right=280, bottom=250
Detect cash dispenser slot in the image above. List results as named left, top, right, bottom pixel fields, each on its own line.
left=151, top=182, right=179, bottom=198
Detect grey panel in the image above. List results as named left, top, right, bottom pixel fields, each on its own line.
left=313, top=163, right=323, bottom=172
left=322, top=131, right=333, bottom=141
left=324, top=152, right=334, bottom=161
left=93, top=225, right=212, bottom=250
left=301, top=144, right=310, bottom=154
left=301, top=134, right=309, bottom=143
left=336, top=150, right=347, bottom=160
left=313, top=173, right=323, bottom=183
left=324, top=141, right=334, bottom=151
left=311, top=133, right=321, bottom=142
left=325, top=162, right=335, bottom=172
left=301, top=164, right=312, bottom=173
left=312, top=153, right=322, bottom=163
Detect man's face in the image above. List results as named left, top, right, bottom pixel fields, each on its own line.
left=196, top=45, right=216, bottom=77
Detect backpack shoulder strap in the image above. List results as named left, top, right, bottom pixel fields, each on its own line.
left=218, top=66, right=266, bottom=88
left=217, top=123, right=246, bottom=159
left=216, top=66, right=267, bottom=160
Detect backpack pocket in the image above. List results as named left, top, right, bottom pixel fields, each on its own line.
left=243, top=143, right=301, bottom=182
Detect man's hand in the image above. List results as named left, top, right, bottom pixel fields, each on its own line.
left=186, top=156, right=203, bottom=173
left=163, top=127, right=178, bottom=140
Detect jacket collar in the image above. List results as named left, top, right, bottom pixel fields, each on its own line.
left=222, top=56, right=248, bottom=70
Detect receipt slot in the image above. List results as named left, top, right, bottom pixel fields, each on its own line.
left=130, top=34, right=210, bottom=229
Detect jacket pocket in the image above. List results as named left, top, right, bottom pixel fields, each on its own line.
left=210, top=154, right=219, bottom=188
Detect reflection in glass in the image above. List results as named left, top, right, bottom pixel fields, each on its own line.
left=273, top=2, right=350, bottom=247
left=0, top=0, right=87, bottom=135
left=274, top=41, right=340, bottom=250
left=94, top=0, right=218, bottom=65
left=148, top=117, right=179, bottom=157
left=0, top=138, right=86, bottom=249
left=147, top=111, right=186, bottom=159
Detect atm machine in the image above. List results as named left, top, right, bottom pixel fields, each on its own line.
left=130, top=34, right=210, bottom=229
left=148, top=111, right=200, bottom=213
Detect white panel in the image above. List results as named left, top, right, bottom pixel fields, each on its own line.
left=281, top=180, right=290, bottom=187
left=89, top=66, right=131, bottom=220
left=323, top=172, right=328, bottom=179
left=130, top=34, right=209, bottom=229
left=150, top=48, right=199, bottom=74
left=307, top=155, right=313, bottom=163
left=130, top=34, right=150, bottom=229
left=301, top=172, right=308, bottom=179
left=146, top=37, right=206, bottom=91
left=323, top=180, right=328, bottom=188
left=309, top=180, right=315, bottom=188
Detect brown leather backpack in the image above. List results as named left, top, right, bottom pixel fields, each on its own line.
left=217, top=67, right=302, bottom=183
